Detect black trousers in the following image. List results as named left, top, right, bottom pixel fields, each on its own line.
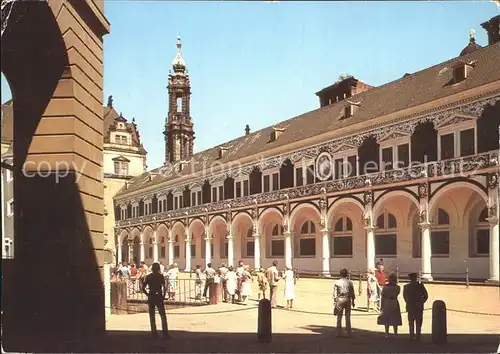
left=148, top=295, right=168, bottom=335
left=203, top=279, right=213, bottom=297
left=408, top=310, right=423, bottom=339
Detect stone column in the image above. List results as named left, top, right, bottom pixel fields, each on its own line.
left=488, top=218, right=499, bottom=282
left=205, top=235, right=212, bottom=266
left=103, top=263, right=111, bottom=319
left=254, top=233, right=261, bottom=269
left=365, top=226, right=376, bottom=271
left=153, top=232, right=159, bottom=263
left=139, top=233, right=145, bottom=263
left=117, top=243, right=123, bottom=264
left=168, top=230, right=174, bottom=264
left=419, top=222, right=433, bottom=281
left=185, top=234, right=192, bottom=272
left=321, top=229, right=330, bottom=276
left=284, top=231, right=292, bottom=269
left=227, top=234, right=235, bottom=267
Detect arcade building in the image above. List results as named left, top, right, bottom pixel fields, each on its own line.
left=113, top=17, right=500, bottom=282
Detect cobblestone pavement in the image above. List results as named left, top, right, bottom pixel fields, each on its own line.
left=103, top=277, right=500, bottom=353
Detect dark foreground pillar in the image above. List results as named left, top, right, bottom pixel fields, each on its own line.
left=257, top=298, right=272, bottom=343
left=432, top=300, right=447, bottom=345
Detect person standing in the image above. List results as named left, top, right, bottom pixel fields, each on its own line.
left=218, top=263, right=229, bottom=302
left=266, top=261, right=281, bottom=308
left=376, top=262, right=387, bottom=310
left=235, top=260, right=245, bottom=302
left=378, top=272, right=402, bottom=339
left=142, top=262, right=169, bottom=338
left=194, top=264, right=203, bottom=300
left=366, top=268, right=380, bottom=312
left=333, top=268, right=356, bottom=337
left=240, top=265, right=253, bottom=304
left=256, top=268, right=268, bottom=300
left=225, top=266, right=238, bottom=304
left=403, top=273, right=428, bottom=341
left=203, top=263, right=216, bottom=300
left=283, top=266, right=295, bottom=309
left=166, top=263, right=179, bottom=300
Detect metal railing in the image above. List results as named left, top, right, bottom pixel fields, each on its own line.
left=119, top=277, right=206, bottom=305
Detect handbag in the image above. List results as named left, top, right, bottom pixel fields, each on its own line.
left=377, top=313, right=384, bottom=325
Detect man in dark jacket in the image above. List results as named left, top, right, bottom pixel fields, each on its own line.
left=403, top=273, right=428, bottom=341
left=142, top=262, right=169, bottom=338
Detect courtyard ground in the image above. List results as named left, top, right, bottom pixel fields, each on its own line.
left=103, top=276, right=500, bottom=353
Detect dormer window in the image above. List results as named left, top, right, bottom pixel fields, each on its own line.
left=218, top=146, right=231, bottom=159
left=270, top=127, right=285, bottom=142
left=344, top=105, right=353, bottom=119
left=342, top=100, right=360, bottom=120
left=115, top=134, right=129, bottom=145
left=452, top=61, right=475, bottom=84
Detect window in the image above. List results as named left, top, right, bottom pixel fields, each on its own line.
left=431, top=208, right=450, bottom=256
left=114, top=161, right=129, bottom=175
left=176, top=96, right=183, bottom=113
left=263, top=175, right=270, bottom=193
left=243, top=180, right=249, bottom=196
left=115, top=134, right=128, bottom=145
left=179, top=195, right=183, bottom=208
left=397, top=144, right=410, bottom=168
left=473, top=207, right=489, bottom=256
left=218, top=186, right=223, bottom=201
left=173, top=234, right=180, bottom=258
left=306, top=165, right=314, bottom=184
left=197, top=191, right=202, bottom=205
left=158, top=199, right=164, bottom=213
left=212, top=187, right=217, bottom=202
left=191, top=240, right=196, bottom=258
left=334, top=158, right=343, bottom=180
left=236, top=181, right=242, bottom=198
left=272, top=173, right=279, bottom=191
left=174, top=196, right=179, bottom=209
left=453, top=65, right=466, bottom=83
left=269, top=224, right=285, bottom=257
left=296, top=220, right=316, bottom=256
left=347, top=155, right=357, bottom=177
left=131, top=204, right=139, bottom=218
left=147, top=238, right=153, bottom=259
left=144, top=201, right=152, bottom=215
left=220, top=235, right=229, bottom=258
left=344, top=105, right=353, bottom=119
left=191, top=192, right=196, bottom=206
left=440, top=133, right=455, bottom=160
left=160, top=237, right=166, bottom=258
left=295, top=167, right=304, bottom=186
left=7, top=199, right=14, bottom=217
left=244, top=228, right=254, bottom=257
left=460, top=128, right=475, bottom=157
left=331, top=216, right=353, bottom=256
left=375, top=211, right=398, bottom=256
left=381, top=147, right=393, bottom=171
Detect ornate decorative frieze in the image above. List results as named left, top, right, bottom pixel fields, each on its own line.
left=488, top=173, right=498, bottom=189
left=418, top=183, right=428, bottom=199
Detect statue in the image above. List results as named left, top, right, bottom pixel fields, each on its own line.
left=107, top=95, right=113, bottom=108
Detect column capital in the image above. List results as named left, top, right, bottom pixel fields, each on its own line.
left=226, top=235, right=235, bottom=240
left=486, top=216, right=499, bottom=226
left=320, top=228, right=329, bottom=234
left=204, top=237, right=213, bottom=241
left=283, top=231, right=292, bottom=237
left=364, top=226, right=377, bottom=232
left=184, top=238, right=191, bottom=243
left=418, top=222, right=432, bottom=231
left=253, top=233, right=260, bottom=239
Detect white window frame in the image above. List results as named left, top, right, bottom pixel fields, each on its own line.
left=114, top=133, right=130, bottom=145
left=7, top=198, right=14, bottom=217
left=437, top=120, right=476, bottom=161
left=190, top=187, right=201, bottom=206
left=234, top=176, right=250, bottom=198
left=157, top=196, right=166, bottom=213
left=173, top=192, right=183, bottom=210
left=5, top=167, right=13, bottom=182
left=378, top=136, right=411, bottom=171
left=120, top=206, right=127, bottom=220
left=331, top=215, right=354, bottom=258
left=143, top=198, right=152, bottom=216
left=131, top=203, right=139, bottom=218
left=262, top=167, right=280, bottom=193
left=293, top=158, right=312, bottom=187
left=332, top=148, right=359, bottom=179
left=211, top=182, right=223, bottom=203
left=296, top=220, right=317, bottom=258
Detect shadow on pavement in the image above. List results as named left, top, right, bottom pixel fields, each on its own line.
left=3, top=327, right=499, bottom=353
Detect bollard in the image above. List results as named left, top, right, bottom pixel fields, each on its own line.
left=111, top=281, right=128, bottom=315
left=465, top=268, right=469, bottom=289
left=209, top=282, right=222, bottom=305
left=431, top=300, right=447, bottom=345
left=257, top=298, right=272, bottom=343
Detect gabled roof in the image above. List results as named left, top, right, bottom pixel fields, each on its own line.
left=117, top=43, right=500, bottom=197
left=103, top=106, right=147, bottom=155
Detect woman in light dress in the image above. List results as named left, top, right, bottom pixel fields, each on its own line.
left=225, top=266, right=238, bottom=304
left=378, top=272, right=402, bottom=338
left=240, top=265, right=252, bottom=304
left=166, top=263, right=179, bottom=300
left=367, top=268, right=380, bottom=312
left=283, top=266, right=295, bottom=309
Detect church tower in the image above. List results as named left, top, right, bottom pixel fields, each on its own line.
left=164, top=36, right=195, bottom=164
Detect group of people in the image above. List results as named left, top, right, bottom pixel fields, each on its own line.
left=196, top=260, right=296, bottom=308
left=113, top=261, right=180, bottom=300
left=334, top=261, right=429, bottom=341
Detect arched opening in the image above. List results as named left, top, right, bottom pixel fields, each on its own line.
left=268, top=223, right=285, bottom=258
left=290, top=204, right=321, bottom=259
left=411, top=121, right=437, bottom=163
left=375, top=211, right=398, bottom=257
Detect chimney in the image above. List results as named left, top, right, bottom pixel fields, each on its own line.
left=245, top=124, right=250, bottom=136
left=481, top=15, right=500, bottom=45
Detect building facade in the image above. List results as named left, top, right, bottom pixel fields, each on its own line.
left=0, top=96, right=147, bottom=262
left=114, top=17, right=500, bottom=282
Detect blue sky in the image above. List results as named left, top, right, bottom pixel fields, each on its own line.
left=2, top=2, right=499, bottom=169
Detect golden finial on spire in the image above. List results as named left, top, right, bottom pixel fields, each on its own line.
left=176, top=33, right=182, bottom=53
